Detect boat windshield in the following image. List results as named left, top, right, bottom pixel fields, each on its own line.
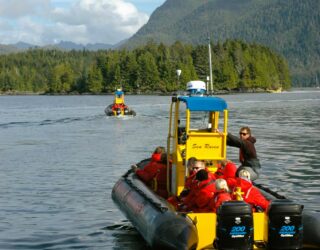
left=189, top=111, right=210, bottom=131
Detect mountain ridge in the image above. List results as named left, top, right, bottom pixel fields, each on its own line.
left=124, top=0, right=320, bottom=86
left=0, top=41, right=115, bottom=54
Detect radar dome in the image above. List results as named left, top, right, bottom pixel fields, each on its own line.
left=186, top=81, right=206, bottom=96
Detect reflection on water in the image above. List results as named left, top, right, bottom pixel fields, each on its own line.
left=0, top=91, right=319, bottom=249
left=105, top=222, right=150, bottom=250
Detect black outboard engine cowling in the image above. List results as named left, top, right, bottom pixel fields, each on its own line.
left=268, top=199, right=303, bottom=250
left=215, top=201, right=253, bottom=250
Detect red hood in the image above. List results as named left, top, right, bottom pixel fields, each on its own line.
left=224, top=162, right=237, bottom=178
left=151, top=153, right=161, bottom=162
left=214, top=162, right=237, bottom=179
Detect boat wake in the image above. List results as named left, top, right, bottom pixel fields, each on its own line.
left=105, top=115, right=135, bottom=120
left=103, top=221, right=135, bottom=231
left=0, top=114, right=104, bottom=129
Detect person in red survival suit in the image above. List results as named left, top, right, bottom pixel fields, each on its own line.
left=167, top=159, right=216, bottom=209
left=214, top=159, right=237, bottom=180
left=132, top=146, right=165, bottom=182
left=152, top=153, right=170, bottom=198
left=185, top=160, right=216, bottom=192
left=112, top=103, right=127, bottom=111
left=183, top=157, right=199, bottom=193
left=209, top=178, right=232, bottom=212
left=131, top=146, right=166, bottom=172
left=132, top=147, right=169, bottom=198
left=230, top=169, right=270, bottom=211
left=112, top=103, right=120, bottom=111
left=167, top=157, right=197, bottom=208
left=179, top=169, right=216, bottom=212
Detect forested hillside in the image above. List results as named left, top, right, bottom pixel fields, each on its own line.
left=0, top=40, right=290, bottom=94
left=125, top=0, right=320, bottom=87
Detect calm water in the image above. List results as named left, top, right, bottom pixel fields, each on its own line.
left=0, top=90, right=319, bottom=249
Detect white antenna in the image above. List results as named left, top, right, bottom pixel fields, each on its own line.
left=208, top=36, right=213, bottom=94
left=176, top=69, right=182, bottom=91
left=205, top=0, right=213, bottom=95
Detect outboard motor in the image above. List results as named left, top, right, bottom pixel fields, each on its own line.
left=215, top=201, right=253, bottom=250
left=116, top=108, right=121, bottom=116
left=268, top=199, right=303, bottom=250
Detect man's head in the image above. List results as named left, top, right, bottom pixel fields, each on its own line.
left=218, top=159, right=228, bottom=169
left=154, top=146, right=166, bottom=154
left=187, top=157, right=197, bottom=171
left=239, top=126, right=251, bottom=140
left=192, top=160, right=206, bottom=173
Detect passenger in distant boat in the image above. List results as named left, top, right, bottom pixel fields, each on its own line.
left=230, top=169, right=270, bottom=211
left=179, top=169, right=216, bottom=212
left=112, top=103, right=128, bottom=111
left=227, top=126, right=261, bottom=180
left=209, top=178, right=232, bottom=212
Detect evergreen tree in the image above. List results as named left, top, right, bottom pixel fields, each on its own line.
left=87, top=64, right=103, bottom=93
left=137, top=51, right=160, bottom=92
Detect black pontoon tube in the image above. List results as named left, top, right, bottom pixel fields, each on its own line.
left=112, top=170, right=198, bottom=250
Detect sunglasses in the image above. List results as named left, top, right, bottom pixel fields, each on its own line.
left=239, top=132, right=248, bottom=136
left=192, top=167, right=200, bottom=170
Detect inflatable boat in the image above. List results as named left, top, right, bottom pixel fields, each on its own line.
left=105, top=89, right=136, bottom=116
left=112, top=81, right=320, bottom=249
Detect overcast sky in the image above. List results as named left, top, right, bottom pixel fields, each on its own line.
left=0, top=0, right=166, bottom=46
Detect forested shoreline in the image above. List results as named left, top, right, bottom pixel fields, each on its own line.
left=0, top=40, right=290, bottom=94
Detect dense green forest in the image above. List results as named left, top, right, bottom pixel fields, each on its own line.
left=126, top=0, right=320, bottom=87
left=0, top=40, right=290, bottom=94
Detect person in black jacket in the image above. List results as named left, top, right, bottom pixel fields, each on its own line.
left=227, top=126, right=261, bottom=180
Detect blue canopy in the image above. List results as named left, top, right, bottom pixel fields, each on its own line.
left=178, top=96, right=227, bottom=111
left=115, top=90, right=124, bottom=96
